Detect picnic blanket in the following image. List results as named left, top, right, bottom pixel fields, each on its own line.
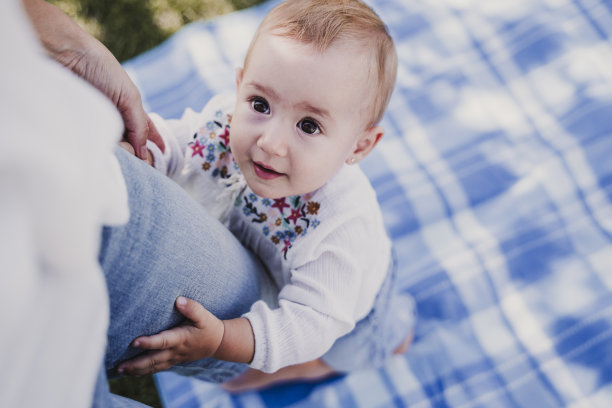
left=123, top=0, right=612, bottom=406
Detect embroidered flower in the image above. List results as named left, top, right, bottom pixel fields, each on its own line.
left=262, top=198, right=272, bottom=207
left=312, top=219, right=320, bottom=229
left=272, top=198, right=290, bottom=213
left=295, top=226, right=303, bottom=235
left=209, top=132, right=216, bottom=139
left=207, top=144, right=215, bottom=152
left=281, top=239, right=292, bottom=258
left=248, top=193, right=258, bottom=202
left=271, top=236, right=280, bottom=244
left=202, top=162, right=211, bottom=171
left=275, top=218, right=282, bottom=227
left=190, top=140, right=205, bottom=157
left=219, top=127, right=230, bottom=147
left=206, top=121, right=215, bottom=131
left=286, top=207, right=302, bottom=225
left=206, top=153, right=215, bottom=162
left=306, top=201, right=320, bottom=215
left=263, top=226, right=270, bottom=236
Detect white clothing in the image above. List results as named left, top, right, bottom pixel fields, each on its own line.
left=0, top=1, right=128, bottom=406
left=149, top=94, right=391, bottom=373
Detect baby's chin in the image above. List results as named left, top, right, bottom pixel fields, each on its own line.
left=249, top=183, right=323, bottom=201
left=248, top=184, right=290, bottom=200
left=244, top=177, right=308, bottom=200
left=243, top=175, right=284, bottom=200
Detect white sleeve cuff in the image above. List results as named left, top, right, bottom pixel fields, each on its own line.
left=146, top=139, right=167, bottom=175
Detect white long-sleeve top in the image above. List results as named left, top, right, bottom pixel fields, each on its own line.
left=0, top=1, right=128, bottom=406
left=148, top=94, right=391, bottom=373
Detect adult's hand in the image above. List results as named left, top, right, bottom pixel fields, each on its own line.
left=22, top=0, right=165, bottom=160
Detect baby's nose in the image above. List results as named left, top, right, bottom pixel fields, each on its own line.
left=257, top=127, right=289, bottom=157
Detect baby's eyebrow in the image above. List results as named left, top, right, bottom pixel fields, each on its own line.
left=247, top=82, right=280, bottom=101
left=246, top=81, right=330, bottom=120
left=297, top=102, right=330, bottom=120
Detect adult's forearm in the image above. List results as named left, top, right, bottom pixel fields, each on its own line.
left=21, top=0, right=165, bottom=159
left=22, top=0, right=96, bottom=70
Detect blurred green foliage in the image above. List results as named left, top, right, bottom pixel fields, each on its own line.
left=48, top=0, right=267, bottom=61
left=109, top=375, right=162, bottom=407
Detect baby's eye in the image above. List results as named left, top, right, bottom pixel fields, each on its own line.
left=297, top=118, right=320, bottom=135
left=250, top=97, right=270, bottom=114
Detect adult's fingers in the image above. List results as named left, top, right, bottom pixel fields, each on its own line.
left=118, top=90, right=150, bottom=160
left=146, top=116, right=165, bottom=153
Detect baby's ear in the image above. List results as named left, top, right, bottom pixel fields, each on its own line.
left=235, top=67, right=244, bottom=88
left=348, top=126, right=384, bottom=164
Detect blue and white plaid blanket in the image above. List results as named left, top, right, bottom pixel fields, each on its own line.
left=124, top=0, right=612, bottom=406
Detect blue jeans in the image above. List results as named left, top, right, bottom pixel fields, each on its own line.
left=322, top=253, right=416, bottom=372
left=93, top=149, right=270, bottom=406
left=94, top=149, right=415, bottom=405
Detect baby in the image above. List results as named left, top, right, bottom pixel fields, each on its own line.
left=118, top=0, right=415, bottom=391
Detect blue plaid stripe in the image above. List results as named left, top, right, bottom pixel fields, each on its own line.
left=125, top=0, right=612, bottom=405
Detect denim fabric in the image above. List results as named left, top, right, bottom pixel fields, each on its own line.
left=98, top=148, right=413, bottom=398
left=322, top=253, right=416, bottom=372
left=99, top=148, right=272, bottom=384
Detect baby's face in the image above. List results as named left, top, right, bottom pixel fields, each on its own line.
left=230, top=33, right=374, bottom=199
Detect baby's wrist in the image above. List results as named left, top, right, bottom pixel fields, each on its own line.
left=213, top=317, right=255, bottom=364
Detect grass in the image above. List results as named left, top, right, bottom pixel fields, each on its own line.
left=46, top=0, right=267, bottom=405
left=49, top=0, right=267, bottom=62
left=109, top=375, right=163, bottom=407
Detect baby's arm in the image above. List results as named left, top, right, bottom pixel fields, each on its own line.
left=146, top=94, right=236, bottom=178
left=117, top=297, right=255, bottom=376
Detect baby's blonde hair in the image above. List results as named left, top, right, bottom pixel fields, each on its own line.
left=243, top=0, right=397, bottom=127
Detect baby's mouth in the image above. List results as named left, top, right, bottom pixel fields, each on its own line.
left=253, top=161, right=284, bottom=180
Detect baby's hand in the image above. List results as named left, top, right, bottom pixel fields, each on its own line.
left=118, top=141, right=154, bottom=166
left=117, top=297, right=224, bottom=376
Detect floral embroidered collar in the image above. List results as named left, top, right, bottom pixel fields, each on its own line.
left=188, top=107, right=322, bottom=260
left=189, top=109, right=237, bottom=179
left=236, top=192, right=321, bottom=260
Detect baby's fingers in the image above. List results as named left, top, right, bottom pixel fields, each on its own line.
left=132, top=328, right=184, bottom=350
left=118, top=141, right=136, bottom=155
left=117, top=350, right=176, bottom=376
